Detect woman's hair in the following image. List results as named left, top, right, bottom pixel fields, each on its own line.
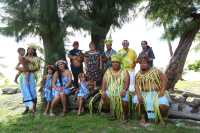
left=141, top=40, right=150, bottom=48
left=47, top=65, right=55, bottom=74
left=56, top=59, right=68, bottom=87
left=26, top=47, right=38, bottom=57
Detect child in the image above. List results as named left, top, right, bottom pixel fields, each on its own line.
left=14, top=48, right=29, bottom=84
left=77, top=73, right=89, bottom=115
left=42, top=65, right=55, bottom=115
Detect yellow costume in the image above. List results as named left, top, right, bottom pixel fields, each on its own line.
left=134, top=67, right=169, bottom=123
left=118, top=48, right=137, bottom=71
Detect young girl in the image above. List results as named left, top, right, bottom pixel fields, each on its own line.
left=77, top=73, right=89, bottom=115
left=42, top=65, right=55, bottom=115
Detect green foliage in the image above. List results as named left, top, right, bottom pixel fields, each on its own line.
left=0, top=0, right=71, bottom=63
left=66, top=0, right=142, bottom=50
left=0, top=0, right=40, bottom=41
left=188, top=60, right=200, bottom=72
left=145, top=0, right=200, bottom=41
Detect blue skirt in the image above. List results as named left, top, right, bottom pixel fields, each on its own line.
left=52, top=87, right=71, bottom=97
left=44, top=88, right=53, bottom=102
left=19, top=72, right=37, bottom=109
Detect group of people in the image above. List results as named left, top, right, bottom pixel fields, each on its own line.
left=15, top=39, right=170, bottom=126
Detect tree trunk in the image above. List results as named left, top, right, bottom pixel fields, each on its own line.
left=42, top=35, right=65, bottom=64
left=91, top=26, right=110, bottom=51
left=165, top=21, right=200, bottom=90
left=39, top=0, right=66, bottom=64
left=167, top=40, right=173, bottom=57
left=168, top=110, right=200, bottom=121
left=163, top=24, right=173, bottom=57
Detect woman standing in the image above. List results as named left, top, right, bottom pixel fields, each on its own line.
left=50, top=60, right=72, bottom=116
left=84, top=42, right=103, bottom=87
left=17, top=46, right=40, bottom=114
left=138, top=40, right=155, bottom=67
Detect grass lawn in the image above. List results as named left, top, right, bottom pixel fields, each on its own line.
left=0, top=81, right=200, bottom=133
left=0, top=112, right=200, bottom=133
left=175, top=80, right=200, bottom=94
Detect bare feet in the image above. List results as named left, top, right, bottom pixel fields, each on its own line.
left=43, top=112, right=48, bottom=116
left=22, top=108, right=29, bottom=115
left=77, top=111, right=81, bottom=116
left=50, top=112, right=56, bottom=117
left=139, top=119, right=150, bottom=127
left=60, top=112, right=66, bottom=117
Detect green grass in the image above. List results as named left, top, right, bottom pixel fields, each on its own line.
left=0, top=81, right=200, bottom=133
left=175, top=80, right=200, bottom=94
left=175, top=81, right=200, bottom=89
left=0, top=84, right=18, bottom=89
left=0, top=113, right=199, bottom=133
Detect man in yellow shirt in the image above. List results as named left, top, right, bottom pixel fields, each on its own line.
left=118, top=40, right=137, bottom=93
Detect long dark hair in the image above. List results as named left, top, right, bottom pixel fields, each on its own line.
left=56, top=59, right=68, bottom=87
left=47, top=65, right=55, bottom=76
left=26, top=47, right=38, bottom=57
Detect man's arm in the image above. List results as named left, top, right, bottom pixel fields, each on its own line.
left=101, top=72, right=108, bottom=92
left=120, top=71, right=130, bottom=97
left=101, top=72, right=108, bottom=98
left=131, top=50, right=138, bottom=69
left=148, top=48, right=155, bottom=60
left=135, top=81, right=143, bottom=103
left=123, top=71, right=130, bottom=91
left=68, top=50, right=74, bottom=60
left=159, top=70, right=167, bottom=96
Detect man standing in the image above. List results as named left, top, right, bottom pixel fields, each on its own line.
left=68, top=41, right=84, bottom=89
left=105, top=39, right=117, bottom=69
left=118, top=40, right=137, bottom=93
left=101, top=54, right=130, bottom=121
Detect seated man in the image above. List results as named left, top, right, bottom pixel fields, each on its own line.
left=101, top=54, right=130, bottom=121
left=133, top=56, right=169, bottom=125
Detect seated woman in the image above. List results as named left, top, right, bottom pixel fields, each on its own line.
left=84, top=42, right=103, bottom=88
left=49, top=60, right=72, bottom=116
left=133, top=56, right=169, bottom=125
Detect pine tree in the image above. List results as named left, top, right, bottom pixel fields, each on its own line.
left=0, top=0, right=71, bottom=64
left=69, top=0, right=141, bottom=51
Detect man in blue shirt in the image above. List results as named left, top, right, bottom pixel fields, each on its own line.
left=105, top=40, right=117, bottom=69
